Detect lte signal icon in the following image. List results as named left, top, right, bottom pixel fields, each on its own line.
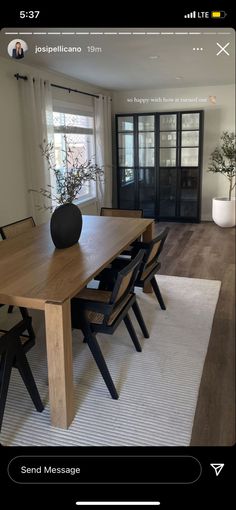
left=184, top=11, right=196, bottom=18
left=210, top=463, right=225, bottom=476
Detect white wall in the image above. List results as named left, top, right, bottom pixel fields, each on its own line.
left=112, top=84, right=235, bottom=220
left=0, top=57, right=111, bottom=226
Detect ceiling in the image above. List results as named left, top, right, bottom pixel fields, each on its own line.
left=1, top=28, right=235, bottom=90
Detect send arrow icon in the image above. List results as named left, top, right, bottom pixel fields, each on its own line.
left=210, top=464, right=225, bottom=476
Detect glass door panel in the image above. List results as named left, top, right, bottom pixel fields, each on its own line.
left=159, top=168, right=177, bottom=217
left=181, top=131, right=199, bottom=146
left=138, top=115, right=155, bottom=131
left=119, top=168, right=135, bottom=209
left=180, top=168, right=198, bottom=199
left=117, top=116, right=134, bottom=131
left=181, top=113, right=200, bottom=130
left=118, top=133, right=134, bottom=167
left=160, top=131, right=177, bottom=147
left=181, top=148, right=199, bottom=167
left=138, top=115, right=155, bottom=212
left=179, top=168, right=198, bottom=217
left=180, top=201, right=198, bottom=217
left=160, top=114, right=177, bottom=131
left=139, top=168, right=155, bottom=217
left=139, top=149, right=155, bottom=166
left=118, top=149, right=134, bottom=167
left=118, top=133, right=134, bottom=148
left=118, top=118, right=134, bottom=167
left=160, top=148, right=176, bottom=167
left=139, top=132, right=155, bottom=147
left=138, top=115, right=155, bottom=167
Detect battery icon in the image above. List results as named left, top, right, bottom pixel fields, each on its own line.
left=211, top=11, right=227, bottom=18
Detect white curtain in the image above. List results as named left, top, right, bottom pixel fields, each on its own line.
left=19, top=76, right=54, bottom=224
left=94, top=95, right=112, bottom=211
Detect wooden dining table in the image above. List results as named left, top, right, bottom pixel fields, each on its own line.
left=0, top=215, right=154, bottom=429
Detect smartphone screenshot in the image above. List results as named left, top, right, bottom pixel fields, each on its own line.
left=0, top=7, right=235, bottom=509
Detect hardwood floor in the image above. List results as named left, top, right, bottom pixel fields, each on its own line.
left=156, top=221, right=235, bottom=446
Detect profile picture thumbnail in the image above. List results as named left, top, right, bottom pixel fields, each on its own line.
left=7, top=39, right=28, bottom=60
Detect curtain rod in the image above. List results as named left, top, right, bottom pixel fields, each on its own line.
left=14, top=73, right=100, bottom=99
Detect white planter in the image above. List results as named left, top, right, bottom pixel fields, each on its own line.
left=212, top=197, right=236, bottom=228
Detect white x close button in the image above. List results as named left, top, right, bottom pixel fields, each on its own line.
left=216, top=42, right=230, bottom=56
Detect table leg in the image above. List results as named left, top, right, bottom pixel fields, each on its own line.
left=45, top=299, right=74, bottom=428
left=143, top=221, right=154, bottom=293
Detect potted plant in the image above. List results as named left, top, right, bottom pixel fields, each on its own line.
left=30, top=140, right=103, bottom=248
left=208, top=131, right=235, bottom=228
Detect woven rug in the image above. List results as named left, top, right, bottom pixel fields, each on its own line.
left=0, top=275, right=221, bottom=446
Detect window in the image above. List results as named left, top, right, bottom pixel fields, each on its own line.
left=52, top=107, right=95, bottom=202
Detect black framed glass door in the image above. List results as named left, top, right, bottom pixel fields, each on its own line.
left=116, top=110, right=203, bottom=222
left=158, top=113, right=178, bottom=218
left=178, top=112, right=201, bottom=219
left=137, top=115, right=156, bottom=217
left=117, top=116, right=136, bottom=210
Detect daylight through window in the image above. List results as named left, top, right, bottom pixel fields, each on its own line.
left=53, top=110, right=95, bottom=201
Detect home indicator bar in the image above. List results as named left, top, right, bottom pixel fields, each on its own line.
left=75, top=503, right=161, bottom=507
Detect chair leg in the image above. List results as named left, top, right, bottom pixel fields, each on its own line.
left=19, top=308, right=35, bottom=341
left=132, top=300, right=149, bottom=338
left=0, top=351, right=14, bottom=432
left=123, top=314, right=142, bottom=352
left=81, top=324, right=119, bottom=400
left=151, top=277, right=166, bottom=310
left=15, top=342, right=44, bottom=413
left=8, top=306, right=14, bottom=314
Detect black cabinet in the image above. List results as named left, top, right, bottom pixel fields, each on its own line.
left=116, top=111, right=203, bottom=222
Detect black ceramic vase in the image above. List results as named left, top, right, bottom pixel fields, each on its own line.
left=50, top=203, right=82, bottom=249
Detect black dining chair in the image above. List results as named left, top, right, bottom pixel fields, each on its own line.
left=71, top=250, right=149, bottom=400
left=0, top=304, right=35, bottom=345
left=0, top=216, right=35, bottom=240
left=130, top=227, right=169, bottom=309
left=98, top=228, right=169, bottom=310
left=0, top=316, right=44, bottom=432
left=100, top=207, right=144, bottom=256
left=100, top=207, right=143, bottom=219
left=0, top=217, right=36, bottom=318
